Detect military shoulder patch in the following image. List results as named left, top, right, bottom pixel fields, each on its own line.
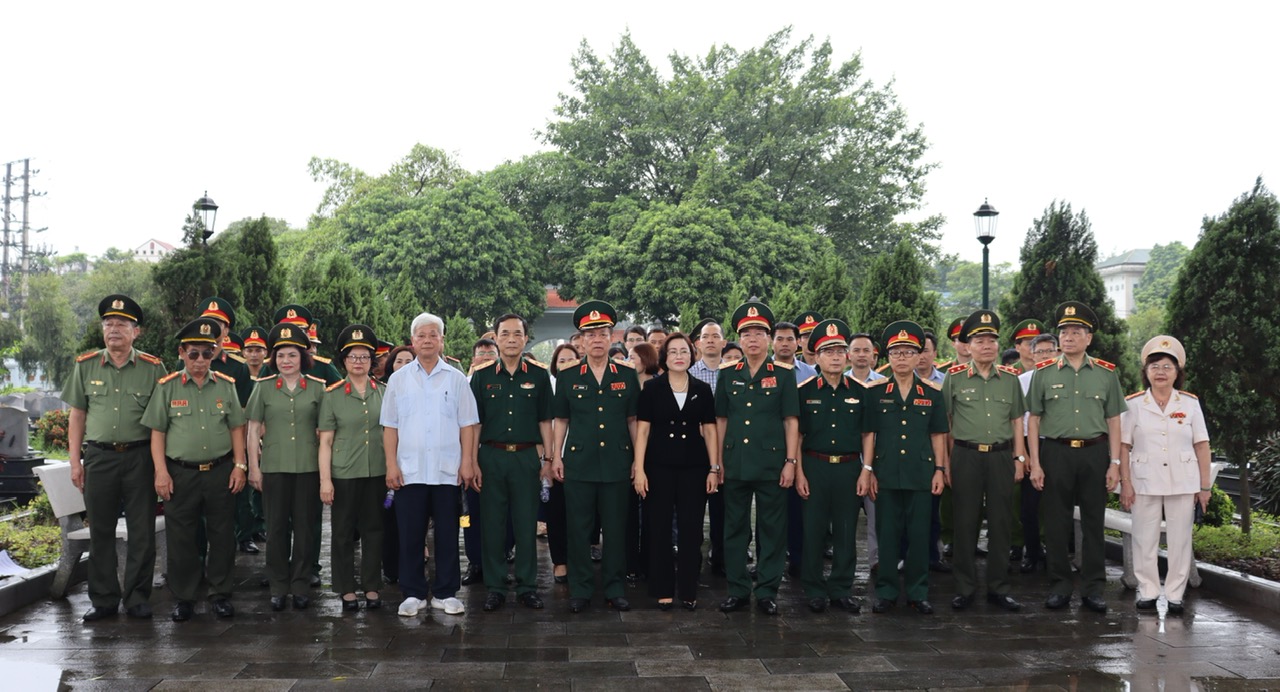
left=718, top=361, right=739, bottom=370
left=313, top=355, right=332, bottom=364
left=611, top=357, right=635, bottom=369
left=935, top=360, right=953, bottom=371
left=1092, top=357, right=1117, bottom=371
left=253, top=374, right=276, bottom=382
left=444, top=355, right=461, bottom=364
left=772, top=360, right=794, bottom=370
left=76, top=350, right=100, bottom=362
left=875, top=363, right=891, bottom=374
left=798, top=376, right=817, bottom=387
left=948, top=363, right=969, bottom=375
left=1125, top=390, right=1145, bottom=401
left=558, top=359, right=580, bottom=371
left=865, top=378, right=890, bottom=387
left=468, top=359, right=496, bottom=376
left=224, top=352, right=246, bottom=364
left=326, top=380, right=346, bottom=392
left=923, top=379, right=943, bottom=390
left=523, top=357, right=548, bottom=370
left=158, top=371, right=182, bottom=384
left=1036, top=358, right=1057, bottom=370
left=137, top=351, right=163, bottom=365
left=1179, top=390, right=1199, bottom=399
left=997, top=364, right=1020, bottom=376
left=305, top=374, right=327, bottom=384
left=212, top=371, right=236, bottom=383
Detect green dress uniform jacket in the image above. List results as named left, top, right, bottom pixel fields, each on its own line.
left=318, top=379, right=386, bottom=479
left=141, top=370, right=247, bottom=460
left=245, top=374, right=327, bottom=473
left=714, top=358, right=800, bottom=481
left=799, top=374, right=868, bottom=454
left=867, top=375, right=949, bottom=490
left=1026, top=354, right=1126, bottom=439
left=63, top=348, right=167, bottom=444
left=211, top=352, right=253, bottom=408
left=552, top=359, right=639, bottom=482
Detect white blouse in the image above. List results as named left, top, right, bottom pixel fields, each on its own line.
left=1120, top=389, right=1210, bottom=496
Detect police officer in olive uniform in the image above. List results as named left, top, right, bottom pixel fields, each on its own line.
left=64, top=295, right=167, bottom=621
left=306, top=318, right=344, bottom=385
left=860, top=320, right=948, bottom=615
left=796, top=319, right=867, bottom=614
left=550, top=301, right=640, bottom=613
left=263, top=305, right=344, bottom=386
left=1027, top=301, right=1125, bottom=614
left=142, top=318, right=248, bottom=621
left=470, top=312, right=554, bottom=612
left=942, top=310, right=1027, bottom=612
left=237, top=325, right=270, bottom=547
left=199, top=297, right=254, bottom=407
left=716, top=301, right=800, bottom=616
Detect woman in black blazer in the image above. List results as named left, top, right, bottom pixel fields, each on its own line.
left=632, top=332, right=720, bottom=610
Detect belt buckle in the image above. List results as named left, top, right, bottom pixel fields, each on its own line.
left=1070, top=439, right=1084, bottom=448
left=198, top=463, right=212, bottom=471
left=113, top=442, right=129, bottom=453
left=505, top=444, right=519, bottom=453
left=977, top=443, right=991, bottom=453
left=829, top=455, right=841, bottom=464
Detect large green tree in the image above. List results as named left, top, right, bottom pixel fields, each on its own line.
left=292, top=252, right=397, bottom=351
left=1166, top=178, right=1280, bottom=532
left=854, top=240, right=940, bottom=338
left=999, top=201, right=1133, bottom=387
left=229, top=216, right=287, bottom=326
left=20, top=273, right=77, bottom=387
left=1133, top=241, right=1190, bottom=313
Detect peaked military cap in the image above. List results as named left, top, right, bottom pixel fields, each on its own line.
left=947, top=317, right=965, bottom=341
left=808, top=319, right=852, bottom=354
left=1011, top=318, right=1047, bottom=343
left=274, top=304, right=312, bottom=328
left=794, top=311, right=823, bottom=336
left=1140, top=335, right=1186, bottom=367
left=961, top=310, right=1000, bottom=341
left=1054, top=301, right=1097, bottom=331
left=178, top=317, right=222, bottom=345
left=268, top=322, right=310, bottom=351
left=307, top=318, right=323, bottom=344
left=881, top=320, right=925, bottom=352
left=222, top=331, right=244, bottom=354
left=573, top=300, right=617, bottom=331
left=242, top=326, right=268, bottom=349
left=375, top=340, right=393, bottom=358
left=198, top=296, right=236, bottom=328
left=731, top=301, right=774, bottom=334
left=337, top=324, right=377, bottom=356
left=99, top=294, right=143, bottom=324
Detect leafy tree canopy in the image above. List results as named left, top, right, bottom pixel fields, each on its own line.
left=1133, top=241, right=1189, bottom=313
left=854, top=240, right=940, bottom=339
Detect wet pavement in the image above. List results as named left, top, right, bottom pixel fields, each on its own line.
left=3, top=513, right=1280, bottom=690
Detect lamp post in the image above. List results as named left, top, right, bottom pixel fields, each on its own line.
left=193, top=191, right=219, bottom=245
left=973, top=199, right=999, bottom=309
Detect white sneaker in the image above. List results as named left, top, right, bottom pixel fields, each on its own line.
left=431, top=596, right=465, bottom=615
left=398, top=597, right=423, bottom=617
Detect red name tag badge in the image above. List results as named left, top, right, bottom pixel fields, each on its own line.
left=913, top=398, right=931, bottom=406
left=1170, top=412, right=1186, bottom=419
left=171, top=400, right=188, bottom=407
left=611, top=382, right=627, bottom=391
left=761, top=377, right=777, bottom=389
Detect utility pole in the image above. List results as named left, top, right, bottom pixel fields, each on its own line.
left=1, top=159, right=45, bottom=329
left=1, top=162, right=11, bottom=310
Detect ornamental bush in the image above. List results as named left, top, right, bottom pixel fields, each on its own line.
left=34, top=408, right=69, bottom=452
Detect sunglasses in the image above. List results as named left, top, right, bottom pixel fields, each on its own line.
left=186, top=349, right=216, bottom=361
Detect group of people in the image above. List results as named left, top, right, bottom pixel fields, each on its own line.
left=61, top=290, right=1211, bottom=622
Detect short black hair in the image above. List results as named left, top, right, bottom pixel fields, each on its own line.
left=773, top=321, right=799, bottom=339
left=608, top=345, right=628, bottom=360
left=472, top=338, right=498, bottom=354
left=1001, top=348, right=1021, bottom=366
left=492, top=313, right=528, bottom=334
left=693, top=318, right=720, bottom=341
left=922, top=331, right=938, bottom=351
left=647, top=326, right=668, bottom=337
left=626, top=326, right=647, bottom=339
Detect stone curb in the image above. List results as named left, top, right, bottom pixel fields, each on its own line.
left=0, top=558, right=85, bottom=619
left=1103, top=537, right=1280, bottom=612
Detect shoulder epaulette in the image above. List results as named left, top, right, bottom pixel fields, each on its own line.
left=875, top=363, right=891, bottom=374
left=947, top=363, right=968, bottom=375
left=997, top=364, right=1020, bottom=376
left=313, top=355, right=332, bottom=364
left=444, top=355, right=461, bottom=364
left=224, top=352, right=246, bottom=364
left=866, top=378, right=890, bottom=387
left=326, top=380, right=345, bottom=392
left=76, top=350, right=100, bottom=362
left=254, top=374, right=276, bottom=382
left=798, top=375, right=817, bottom=387
left=772, top=361, right=794, bottom=370
left=718, top=360, right=738, bottom=370
left=212, top=371, right=236, bottom=384
left=137, top=351, right=163, bottom=365
left=523, top=357, right=548, bottom=370
left=612, top=357, right=635, bottom=369
left=935, top=360, right=953, bottom=371
left=1125, top=391, right=1145, bottom=400
left=924, top=379, right=943, bottom=390
left=559, top=359, right=580, bottom=371
left=1035, top=358, right=1057, bottom=370
left=158, top=371, right=182, bottom=384
left=1092, top=357, right=1116, bottom=371
left=1179, top=390, right=1198, bottom=400
left=305, top=374, right=326, bottom=384
left=468, top=359, right=496, bottom=376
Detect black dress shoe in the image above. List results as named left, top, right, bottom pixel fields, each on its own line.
left=1081, top=595, right=1107, bottom=614
left=871, top=598, right=894, bottom=614
left=719, top=596, right=748, bottom=612
left=171, top=601, right=194, bottom=622
left=293, top=595, right=311, bottom=610
left=461, top=565, right=484, bottom=586
left=212, top=598, right=235, bottom=618
left=682, top=600, right=698, bottom=611
left=625, top=573, right=639, bottom=587
left=1167, top=601, right=1184, bottom=615
left=483, top=592, right=506, bottom=612
left=928, top=560, right=952, bottom=573
left=517, top=592, right=544, bottom=609
left=553, top=573, right=568, bottom=584
left=835, top=597, right=861, bottom=613
left=365, top=596, right=383, bottom=610
left=309, top=575, right=322, bottom=588
left=807, top=597, right=828, bottom=613
left=270, top=596, right=287, bottom=611
left=987, top=593, right=1022, bottom=611
left=568, top=597, right=589, bottom=613
left=238, top=540, right=260, bottom=554
left=125, top=603, right=152, bottom=619
left=951, top=594, right=974, bottom=610
left=1136, top=597, right=1157, bottom=611
left=1045, top=593, right=1071, bottom=610
left=908, top=599, right=934, bottom=615
left=657, top=600, right=673, bottom=612
left=342, top=598, right=360, bottom=612
left=1020, top=555, right=1044, bottom=573
left=506, top=548, right=516, bottom=563
left=82, top=605, right=118, bottom=622
left=757, top=598, right=778, bottom=616
left=252, top=532, right=267, bottom=542
left=608, top=597, right=631, bottom=612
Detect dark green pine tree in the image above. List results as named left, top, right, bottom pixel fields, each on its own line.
left=998, top=201, right=1134, bottom=387
left=796, top=253, right=861, bottom=324
left=234, top=216, right=287, bottom=327
left=1166, top=178, right=1280, bottom=533
left=854, top=240, right=940, bottom=338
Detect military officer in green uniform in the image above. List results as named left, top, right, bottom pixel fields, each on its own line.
left=860, top=320, right=948, bottom=615
left=198, top=297, right=253, bottom=407
left=796, top=319, right=866, bottom=614
left=237, top=325, right=270, bottom=547
left=261, top=305, right=344, bottom=386
left=715, top=301, right=800, bottom=616
left=306, top=318, right=344, bottom=385
left=246, top=322, right=328, bottom=610
left=143, top=317, right=248, bottom=621
left=550, top=301, right=640, bottom=613
left=943, top=310, right=1026, bottom=612
left=318, top=324, right=386, bottom=611
left=1027, top=301, right=1125, bottom=614
left=64, top=295, right=167, bottom=622
left=470, top=312, right=554, bottom=612
left=794, top=311, right=822, bottom=367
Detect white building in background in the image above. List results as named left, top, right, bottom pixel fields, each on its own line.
left=1097, top=249, right=1149, bottom=319
left=133, top=238, right=177, bottom=263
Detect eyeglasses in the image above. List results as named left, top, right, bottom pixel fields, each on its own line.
left=346, top=354, right=372, bottom=363
left=186, top=349, right=215, bottom=361
left=667, top=349, right=692, bottom=357
left=888, top=350, right=920, bottom=359
left=1147, top=363, right=1177, bottom=372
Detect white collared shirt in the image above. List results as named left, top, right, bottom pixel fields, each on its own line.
left=380, top=357, right=479, bottom=485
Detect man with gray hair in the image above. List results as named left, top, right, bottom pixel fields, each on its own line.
left=382, top=312, right=480, bottom=617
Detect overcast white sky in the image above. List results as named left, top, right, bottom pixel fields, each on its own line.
left=4, top=2, right=1277, bottom=269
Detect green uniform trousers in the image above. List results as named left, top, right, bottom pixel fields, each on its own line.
left=478, top=447, right=541, bottom=595
left=262, top=471, right=321, bottom=596
left=565, top=478, right=628, bottom=600
left=801, top=460, right=859, bottom=599
left=164, top=459, right=237, bottom=602
left=874, top=488, right=932, bottom=602
left=939, top=485, right=954, bottom=547
left=1041, top=440, right=1110, bottom=598
left=950, top=446, right=1015, bottom=597
left=724, top=479, right=786, bottom=599
left=82, top=445, right=155, bottom=609
left=330, top=476, right=384, bottom=595
left=1010, top=483, right=1024, bottom=548
left=235, top=487, right=265, bottom=542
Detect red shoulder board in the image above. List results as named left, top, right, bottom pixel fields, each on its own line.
left=997, top=364, right=1020, bottom=376
left=1179, top=390, right=1198, bottom=400
left=947, top=363, right=968, bottom=375
left=1092, top=357, right=1116, bottom=371
left=158, top=371, right=182, bottom=384
left=212, top=371, right=236, bottom=383
left=1035, top=358, right=1057, bottom=370
left=326, top=380, right=345, bottom=392
left=77, top=350, right=100, bottom=362
left=137, top=352, right=163, bottom=365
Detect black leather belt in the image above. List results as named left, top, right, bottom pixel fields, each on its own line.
left=482, top=442, right=538, bottom=452
left=803, top=450, right=860, bottom=464
left=166, top=454, right=232, bottom=471
left=85, top=439, right=149, bottom=453
left=1044, top=435, right=1108, bottom=449
left=954, top=439, right=1011, bottom=453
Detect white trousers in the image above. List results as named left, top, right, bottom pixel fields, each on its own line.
left=1131, top=492, right=1196, bottom=602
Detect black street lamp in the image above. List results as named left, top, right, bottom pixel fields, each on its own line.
left=974, top=199, right=999, bottom=309
left=193, top=191, right=219, bottom=244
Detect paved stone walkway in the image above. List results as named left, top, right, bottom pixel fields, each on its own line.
left=2, top=514, right=1280, bottom=690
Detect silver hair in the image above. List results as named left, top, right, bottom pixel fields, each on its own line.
left=1030, top=333, right=1059, bottom=350
left=410, top=312, right=445, bottom=336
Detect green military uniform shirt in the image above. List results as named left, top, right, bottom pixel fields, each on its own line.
left=211, top=352, right=254, bottom=407
left=317, top=378, right=385, bottom=479
left=798, top=374, right=868, bottom=454
left=942, top=362, right=1027, bottom=443
left=552, top=359, right=639, bottom=483
left=1026, top=355, right=1125, bottom=439
left=245, top=374, right=326, bottom=473
left=715, top=358, right=800, bottom=482
left=867, top=375, right=949, bottom=490
left=141, top=369, right=247, bottom=461
left=470, top=358, right=553, bottom=442
left=62, top=348, right=167, bottom=443
left=259, top=357, right=343, bottom=387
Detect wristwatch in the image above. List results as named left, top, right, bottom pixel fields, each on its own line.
left=784, top=458, right=798, bottom=465
left=861, top=464, right=874, bottom=473
left=1014, top=455, right=1026, bottom=464
left=1110, top=458, right=1122, bottom=466
left=709, top=464, right=722, bottom=473
left=235, top=462, right=248, bottom=472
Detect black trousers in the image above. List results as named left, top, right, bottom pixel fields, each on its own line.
left=625, top=490, right=648, bottom=576
left=262, top=471, right=321, bottom=597
left=330, top=476, right=384, bottom=595
left=395, top=483, right=461, bottom=601
left=545, top=480, right=568, bottom=566
left=706, top=489, right=725, bottom=569
left=645, top=465, right=707, bottom=601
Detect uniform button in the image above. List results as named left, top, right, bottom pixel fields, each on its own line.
left=900, top=449, right=906, bottom=454
left=291, top=436, right=296, bottom=440
left=901, top=420, right=907, bottom=426
left=600, top=441, right=606, bottom=447
left=901, top=435, right=906, bottom=440
left=599, top=424, right=605, bottom=429
left=597, top=406, right=604, bottom=412
left=746, top=402, right=752, bottom=407
left=669, top=433, right=675, bottom=438
left=831, top=424, right=836, bottom=428
left=745, top=420, right=751, bottom=426
left=743, top=439, right=749, bottom=444
left=681, top=434, right=686, bottom=439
